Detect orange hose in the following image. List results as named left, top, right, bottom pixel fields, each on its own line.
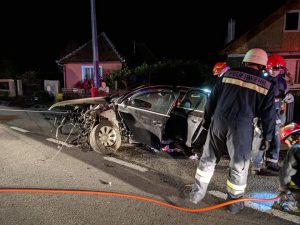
left=0, top=188, right=280, bottom=213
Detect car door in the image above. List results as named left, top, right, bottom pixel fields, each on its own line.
left=117, top=88, right=177, bottom=148
left=178, top=89, right=209, bottom=147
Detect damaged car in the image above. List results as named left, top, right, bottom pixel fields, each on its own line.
left=49, top=85, right=210, bottom=154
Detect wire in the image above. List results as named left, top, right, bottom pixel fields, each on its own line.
left=0, top=188, right=281, bottom=213
left=0, top=109, right=67, bottom=114
left=49, top=123, right=78, bottom=160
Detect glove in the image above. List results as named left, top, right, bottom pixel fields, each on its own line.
left=283, top=93, right=294, bottom=104
left=259, top=139, right=270, bottom=151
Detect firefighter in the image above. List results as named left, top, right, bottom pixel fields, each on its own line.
left=189, top=48, right=276, bottom=214
left=212, top=62, right=230, bottom=77
left=264, top=54, right=288, bottom=172
left=251, top=54, right=290, bottom=174
left=275, top=123, right=300, bottom=213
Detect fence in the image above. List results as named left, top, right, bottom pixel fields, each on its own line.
left=61, top=88, right=86, bottom=100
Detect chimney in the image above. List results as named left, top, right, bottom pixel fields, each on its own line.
left=225, top=18, right=235, bottom=45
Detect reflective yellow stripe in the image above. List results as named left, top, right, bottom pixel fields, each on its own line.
left=196, top=168, right=214, bottom=178
left=290, top=181, right=296, bottom=186
left=223, top=77, right=268, bottom=95
left=195, top=168, right=214, bottom=184
left=227, top=180, right=246, bottom=191
left=197, top=176, right=211, bottom=183
left=289, top=181, right=300, bottom=189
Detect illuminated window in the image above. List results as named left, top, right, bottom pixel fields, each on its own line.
left=284, top=11, right=300, bottom=32
left=81, top=65, right=103, bottom=81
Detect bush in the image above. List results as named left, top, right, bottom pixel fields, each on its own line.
left=37, top=91, right=54, bottom=103
left=0, top=91, right=9, bottom=98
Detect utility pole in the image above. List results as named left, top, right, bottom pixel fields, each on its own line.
left=90, top=0, right=100, bottom=88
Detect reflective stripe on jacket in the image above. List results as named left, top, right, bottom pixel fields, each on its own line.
left=202, top=67, right=276, bottom=141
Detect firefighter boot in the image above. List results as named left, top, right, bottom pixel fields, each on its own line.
left=267, top=162, right=281, bottom=172
left=251, top=167, right=260, bottom=175
left=227, top=196, right=245, bottom=214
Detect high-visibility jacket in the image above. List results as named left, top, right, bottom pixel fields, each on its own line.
left=202, top=67, right=276, bottom=141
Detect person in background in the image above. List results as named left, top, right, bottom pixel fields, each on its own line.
left=274, top=123, right=300, bottom=214
left=189, top=48, right=276, bottom=214
left=98, top=81, right=110, bottom=96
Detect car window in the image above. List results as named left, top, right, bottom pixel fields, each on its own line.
left=128, top=90, right=176, bottom=114
left=179, top=90, right=207, bottom=111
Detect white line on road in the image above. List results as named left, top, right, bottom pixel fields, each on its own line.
left=208, top=190, right=300, bottom=224
left=46, top=138, right=74, bottom=148
left=103, top=157, right=148, bottom=172
left=10, top=126, right=30, bottom=133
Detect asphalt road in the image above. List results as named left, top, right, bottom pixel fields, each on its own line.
left=0, top=105, right=299, bottom=225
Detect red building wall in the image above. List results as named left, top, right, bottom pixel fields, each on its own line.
left=64, top=61, right=122, bottom=88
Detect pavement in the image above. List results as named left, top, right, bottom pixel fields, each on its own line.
left=0, top=103, right=300, bottom=224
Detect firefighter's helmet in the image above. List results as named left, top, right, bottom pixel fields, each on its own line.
left=280, top=123, right=300, bottom=143
left=266, top=54, right=286, bottom=77
left=242, top=48, right=268, bottom=66
left=212, top=62, right=230, bottom=76
left=267, top=54, right=286, bottom=70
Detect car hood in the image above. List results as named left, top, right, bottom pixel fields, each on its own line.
left=48, top=97, right=108, bottom=110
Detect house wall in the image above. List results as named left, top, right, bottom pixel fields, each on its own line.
left=224, top=1, right=300, bottom=89
left=286, top=58, right=300, bottom=89
left=64, top=61, right=122, bottom=88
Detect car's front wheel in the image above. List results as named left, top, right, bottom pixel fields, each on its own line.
left=89, top=120, right=121, bottom=154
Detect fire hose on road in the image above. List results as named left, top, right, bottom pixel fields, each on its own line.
left=0, top=188, right=280, bottom=213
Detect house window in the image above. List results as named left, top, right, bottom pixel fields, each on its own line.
left=296, top=60, right=300, bottom=84
left=284, top=11, right=300, bottom=32
left=81, top=65, right=103, bottom=81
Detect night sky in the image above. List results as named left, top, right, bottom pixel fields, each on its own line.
left=0, top=0, right=288, bottom=73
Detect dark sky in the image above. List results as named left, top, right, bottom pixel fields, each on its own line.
left=0, top=0, right=288, bottom=73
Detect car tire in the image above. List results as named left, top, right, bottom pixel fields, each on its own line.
left=89, top=119, right=121, bottom=154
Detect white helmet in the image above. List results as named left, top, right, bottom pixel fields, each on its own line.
left=242, top=48, right=268, bottom=66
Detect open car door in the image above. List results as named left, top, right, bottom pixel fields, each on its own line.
left=117, top=88, right=177, bottom=149
left=176, top=89, right=209, bottom=147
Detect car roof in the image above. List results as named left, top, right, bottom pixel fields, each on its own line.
left=116, top=85, right=210, bottom=103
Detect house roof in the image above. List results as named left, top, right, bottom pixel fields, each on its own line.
left=57, top=32, right=125, bottom=64
left=220, top=0, right=300, bottom=55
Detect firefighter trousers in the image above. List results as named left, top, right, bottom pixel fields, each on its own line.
left=190, top=115, right=253, bottom=203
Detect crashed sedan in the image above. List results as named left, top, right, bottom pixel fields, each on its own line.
left=49, top=85, right=210, bottom=154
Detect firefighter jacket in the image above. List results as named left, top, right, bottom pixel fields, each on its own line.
left=279, top=144, right=300, bottom=190
left=202, top=67, right=276, bottom=141
left=270, top=75, right=288, bottom=110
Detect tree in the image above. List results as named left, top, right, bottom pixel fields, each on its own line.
left=106, top=60, right=213, bottom=90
